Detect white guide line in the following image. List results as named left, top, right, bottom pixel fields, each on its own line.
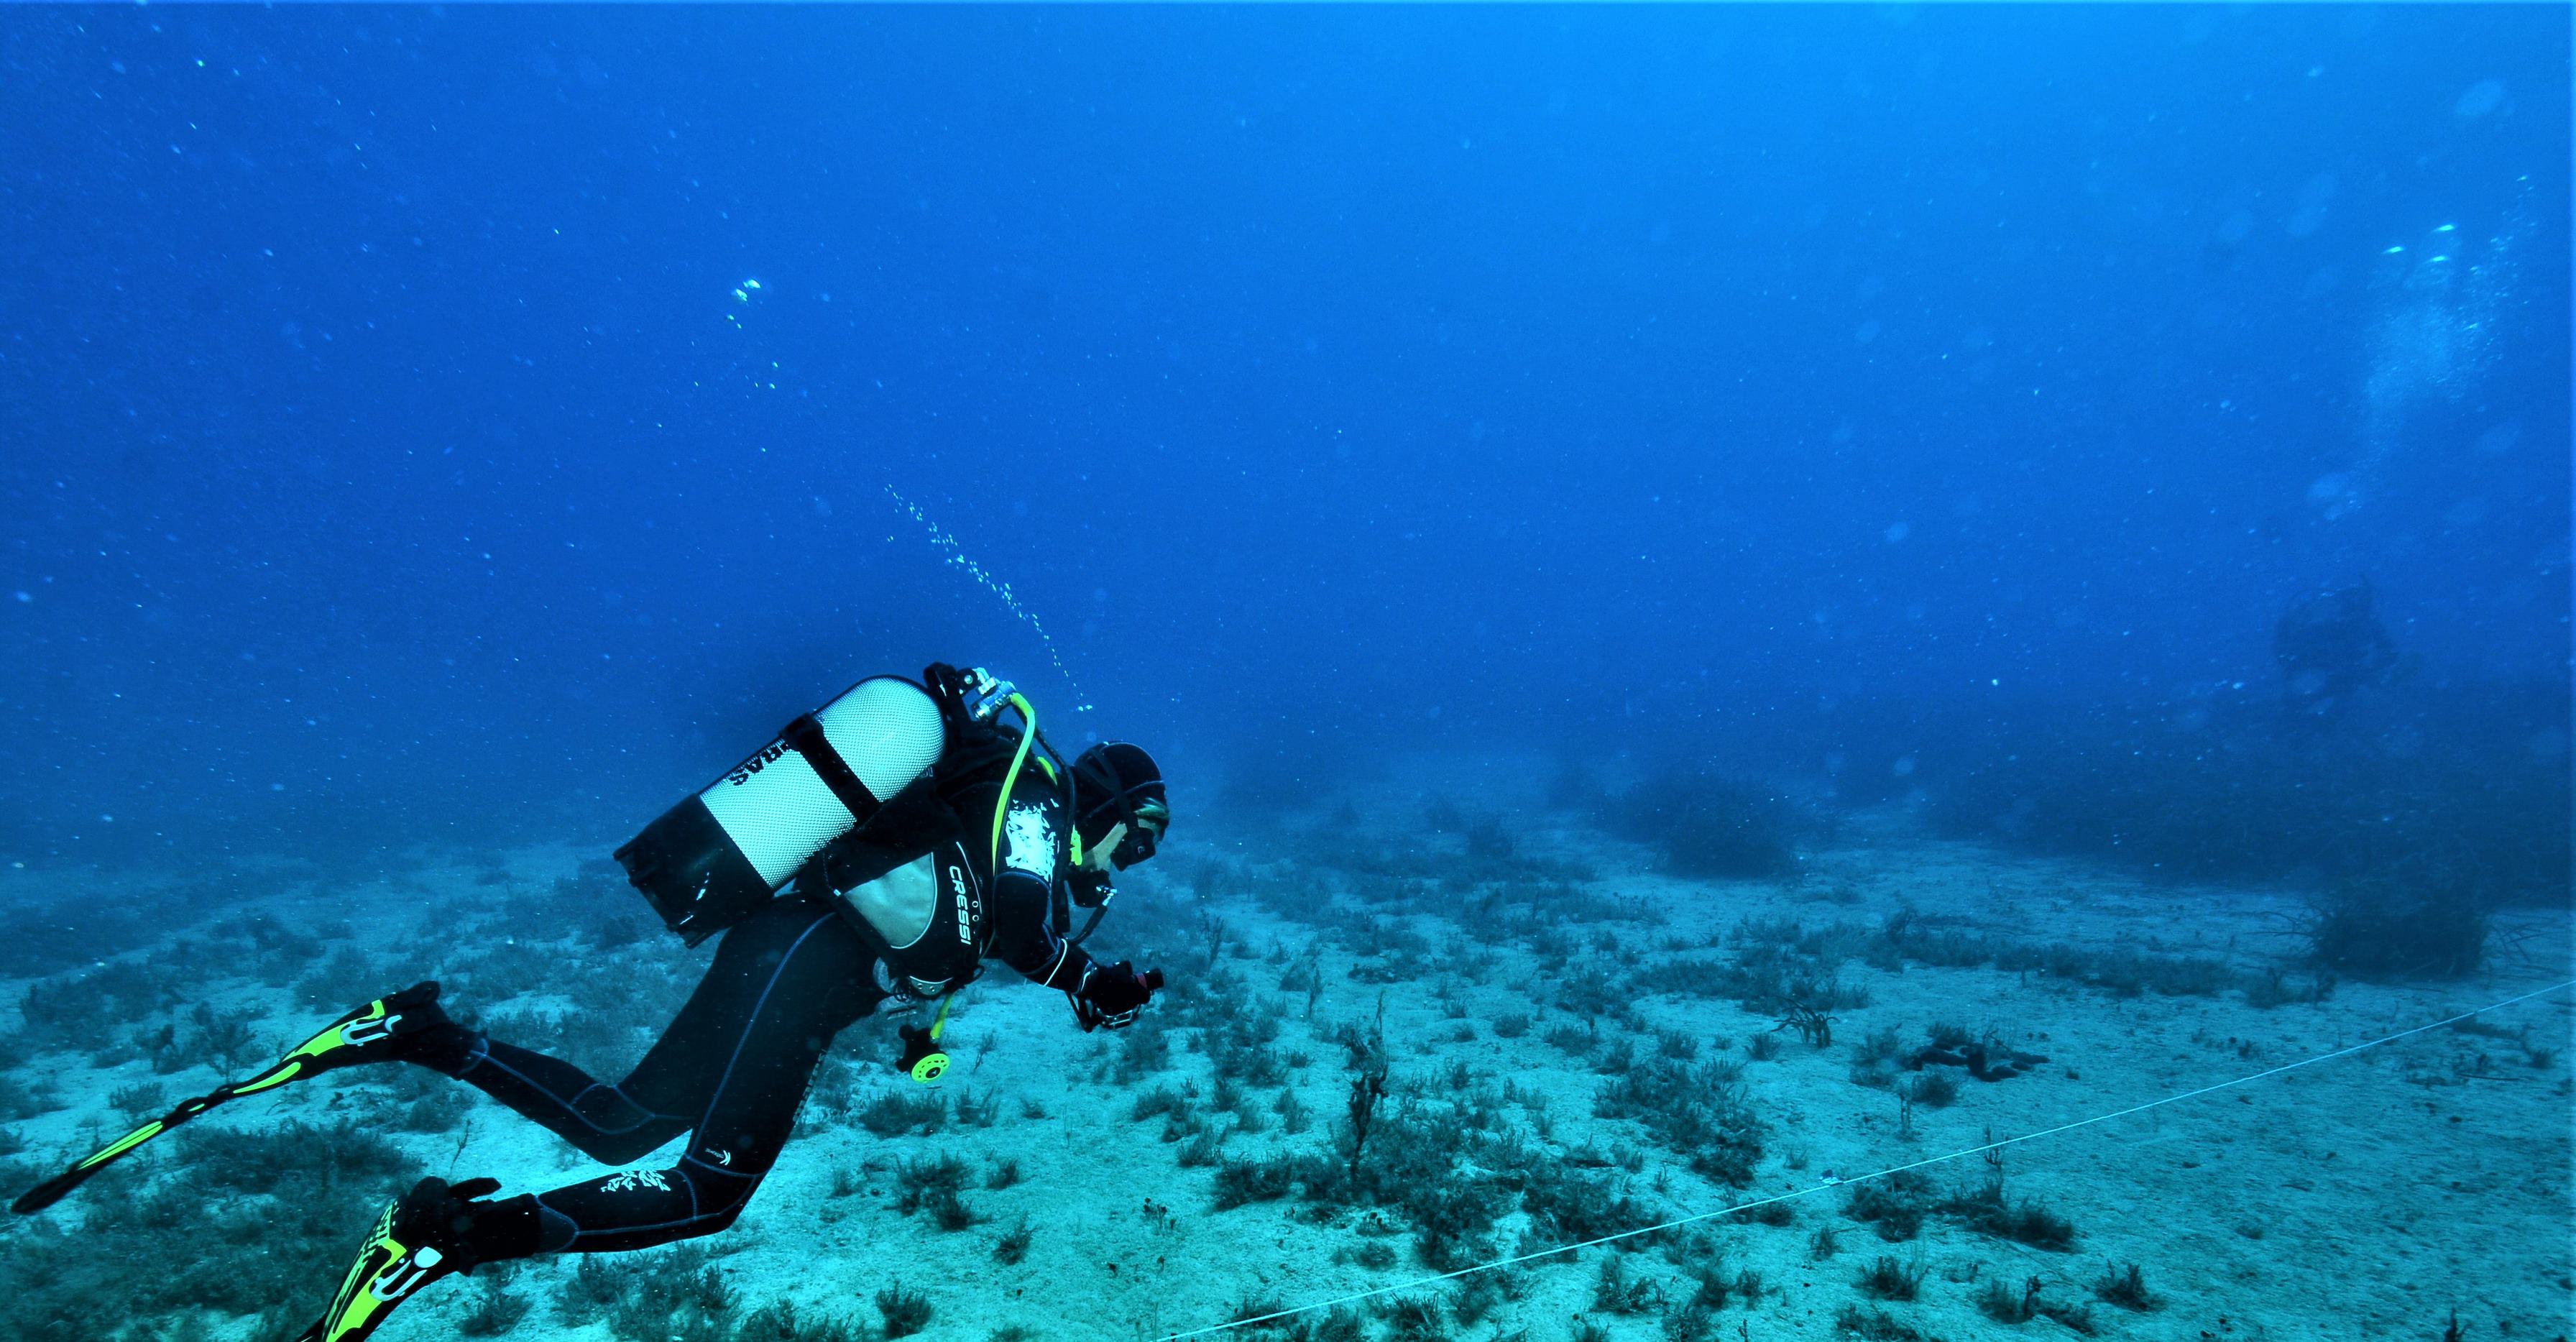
left=1156, top=977, right=2576, bottom=1342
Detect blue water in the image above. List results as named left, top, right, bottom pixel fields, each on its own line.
left=1, top=6, right=2564, bottom=874
left=1, top=14, right=2571, bottom=1342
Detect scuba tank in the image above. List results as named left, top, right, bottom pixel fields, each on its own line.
left=615, top=676, right=949, bottom=945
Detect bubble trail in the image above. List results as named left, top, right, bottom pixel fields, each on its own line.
left=883, top=485, right=1092, bottom=714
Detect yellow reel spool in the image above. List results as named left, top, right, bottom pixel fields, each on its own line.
left=903, top=994, right=956, bottom=1085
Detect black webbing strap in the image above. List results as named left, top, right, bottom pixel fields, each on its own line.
left=781, top=713, right=879, bottom=822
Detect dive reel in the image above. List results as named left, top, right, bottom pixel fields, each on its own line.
left=896, top=998, right=955, bottom=1084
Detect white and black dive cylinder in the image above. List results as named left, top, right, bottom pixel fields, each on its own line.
left=615, top=676, right=949, bottom=945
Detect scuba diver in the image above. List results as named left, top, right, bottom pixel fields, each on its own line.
left=9, top=664, right=1169, bottom=1342
left=2273, top=579, right=2401, bottom=724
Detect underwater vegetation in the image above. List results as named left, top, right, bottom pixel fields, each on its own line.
left=1090, top=820, right=2397, bottom=1342
left=993, top=1213, right=1036, bottom=1264
left=1591, top=766, right=1833, bottom=881
left=1872, top=907, right=2246, bottom=999
left=1593, top=1055, right=1767, bottom=1187
left=1836, top=1165, right=2076, bottom=1251
left=0, top=1121, right=418, bottom=1342
left=2090, top=1261, right=2161, bottom=1312
left=875, top=1283, right=934, bottom=1338
left=566, top=1244, right=873, bottom=1341
left=2309, top=856, right=2493, bottom=978
left=5, top=705, right=2559, bottom=1342
left=1125, top=836, right=2153, bottom=1342
left=1973, top=1274, right=2096, bottom=1333
left=893, top=1152, right=983, bottom=1231
left=0, top=861, right=819, bottom=1341
left=1854, top=1254, right=1927, bottom=1301
left=1918, top=686, right=2567, bottom=968
left=1834, top=1304, right=1928, bottom=1341
left=0, top=878, right=258, bottom=982
left=456, top=1274, right=536, bottom=1336
left=0, top=820, right=2382, bottom=1342
left=1114, top=917, right=1669, bottom=1274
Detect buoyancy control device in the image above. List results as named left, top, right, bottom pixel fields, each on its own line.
left=614, top=676, right=949, bottom=945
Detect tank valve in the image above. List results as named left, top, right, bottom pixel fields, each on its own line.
left=961, top=666, right=1018, bottom=723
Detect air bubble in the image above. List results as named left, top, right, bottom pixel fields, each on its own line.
left=886, top=487, right=1091, bottom=713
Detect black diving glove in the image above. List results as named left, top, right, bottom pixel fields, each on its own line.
left=1070, top=960, right=1162, bottom=1032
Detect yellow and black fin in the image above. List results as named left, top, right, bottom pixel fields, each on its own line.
left=10, top=982, right=441, bottom=1215
left=295, top=1198, right=453, bottom=1342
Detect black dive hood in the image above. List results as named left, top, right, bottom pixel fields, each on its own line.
left=1072, top=741, right=1166, bottom=870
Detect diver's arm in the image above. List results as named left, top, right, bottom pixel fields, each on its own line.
left=989, top=865, right=1093, bottom=989
left=988, top=878, right=1156, bottom=1027
left=978, top=775, right=1160, bottom=1026
left=993, top=874, right=1159, bottom=1031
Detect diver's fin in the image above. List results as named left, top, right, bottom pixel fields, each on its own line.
left=236, top=980, right=450, bottom=1089
left=11, top=1092, right=217, bottom=1214
left=295, top=1191, right=460, bottom=1342
left=9, top=982, right=445, bottom=1215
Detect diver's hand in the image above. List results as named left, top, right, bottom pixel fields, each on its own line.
left=1070, top=961, right=1162, bottom=1031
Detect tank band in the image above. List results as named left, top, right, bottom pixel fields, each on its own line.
left=782, top=712, right=879, bottom=824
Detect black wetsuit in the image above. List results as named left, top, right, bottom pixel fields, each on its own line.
left=405, top=737, right=1107, bottom=1259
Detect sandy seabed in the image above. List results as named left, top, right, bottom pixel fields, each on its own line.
left=2, top=794, right=2567, bottom=1342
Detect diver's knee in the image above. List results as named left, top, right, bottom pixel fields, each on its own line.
left=578, top=1130, right=677, bottom=1167
left=680, top=1162, right=760, bottom=1225
left=564, top=1086, right=674, bottom=1162
left=679, top=1204, right=745, bottom=1241
left=569, top=1085, right=645, bottom=1124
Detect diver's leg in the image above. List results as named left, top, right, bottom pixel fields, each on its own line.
left=523, top=904, right=883, bottom=1252
left=387, top=985, right=689, bottom=1167
left=295, top=904, right=880, bottom=1338
left=403, top=894, right=858, bottom=1164
left=417, top=1037, right=690, bottom=1167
